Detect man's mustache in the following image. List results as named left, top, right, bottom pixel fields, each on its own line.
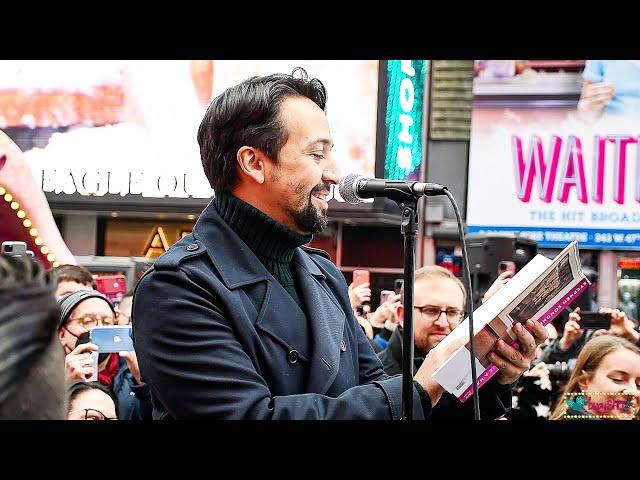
left=310, top=183, right=332, bottom=196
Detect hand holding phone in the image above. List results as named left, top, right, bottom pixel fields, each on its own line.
left=498, top=261, right=516, bottom=275
left=349, top=270, right=371, bottom=309
left=380, top=290, right=394, bottom=305
left=64, top=342, right=98, bottom=383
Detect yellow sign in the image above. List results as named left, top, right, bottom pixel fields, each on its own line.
left=143, top=226, right=170, bottom=260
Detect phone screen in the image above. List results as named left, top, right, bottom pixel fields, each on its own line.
left=579, top=312, right=612, bottom=330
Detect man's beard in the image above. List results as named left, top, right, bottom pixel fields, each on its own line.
left=292, top=197, right=328, bottom=234
left=291, top=184, right=329, bottom=234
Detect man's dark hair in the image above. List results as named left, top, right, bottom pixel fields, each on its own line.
left=50, top=264, right=97, bottom=289
left=68, top=381, right=119, bottom=416
left=197, top=67, right=327, bottom=193
left=0, top=255, right=65, bottom=419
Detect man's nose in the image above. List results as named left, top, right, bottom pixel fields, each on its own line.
left=434, top=312, right=449, bottom=328
left=322, top=159, right=342, bottom=185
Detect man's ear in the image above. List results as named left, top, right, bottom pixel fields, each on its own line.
left=236, top=146, right=265, bottom=185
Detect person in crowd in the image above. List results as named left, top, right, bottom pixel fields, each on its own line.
left=348, top=280, right=371, bottom=313
left=540, top=307, right=640, bottom=365
left=619, top=291, right=638, bottom=324
left=0, top=254, right=66, bottom=419
left=368, top=292, right=403, bottom=351
left=377, top=266, right=523, bottom=420
left=50, top=264, right=97, bottom=298
left=350, top=283, right=402, bottom=352
left=577, top=60, right=640, bottom=121
left=550, top=335, right=640, bottom=420
left=346, top=280, right=376, bottom=343
left=67, top=381, right=118, bottom=420
left=132, top=68, right=549, bottom=419
left=116, top=289, right=135, bottom=325
left=57, top=289, right=151, bottom=420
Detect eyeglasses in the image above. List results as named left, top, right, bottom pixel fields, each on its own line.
left=69, top=408, right=118, bottom=421
left=414, top=305, right=464, bottom=325
left=68, top=314, right=116, bottom=329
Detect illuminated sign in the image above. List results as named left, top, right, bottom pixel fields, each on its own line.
left=143, top=226, right=170, bottom=259
left=383, top=60, right=428, bottom=180
left=468, top=60, right=640, bottom=249
left=38, top=168, right=214, bottom=199
left=619, top=258, right=640, bottom=269
left=5, top=60, right=380, bottom=203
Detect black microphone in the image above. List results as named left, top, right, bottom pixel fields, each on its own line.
left=338, top=173, right=447, bottom=205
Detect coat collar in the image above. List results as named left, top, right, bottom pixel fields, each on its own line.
left=193, top=199, right=271, bottom=289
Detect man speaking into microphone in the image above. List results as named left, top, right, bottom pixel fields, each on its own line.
left=132, top=68, right=547, bottom=419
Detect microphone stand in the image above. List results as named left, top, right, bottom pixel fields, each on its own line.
left=398, top=198, right=419, bottom=421
left=338, top=174, right=481, bottom=419
left=394, top=192, right=480, bottom=420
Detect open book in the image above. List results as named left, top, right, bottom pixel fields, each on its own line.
left=432, top=241, right=590, bottom=402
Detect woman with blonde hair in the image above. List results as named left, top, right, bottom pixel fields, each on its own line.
left=551, top=335, right=640, bottom=420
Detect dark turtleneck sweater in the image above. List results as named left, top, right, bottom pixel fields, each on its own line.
left=214, top=191, right=312, bottom=307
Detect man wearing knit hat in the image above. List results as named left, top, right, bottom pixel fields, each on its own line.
left=57, top=290, right=151, bottom=420
left=132, top=68, right=547, bottom=419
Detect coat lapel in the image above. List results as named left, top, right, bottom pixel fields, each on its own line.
left=193, top=200, right=311, bottom=361
left=254, top=281, right=311, bottom=362
left=292, top=249, right=345, bottom=394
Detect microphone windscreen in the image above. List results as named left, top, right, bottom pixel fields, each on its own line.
left=338, top=173, right=364, bottom=205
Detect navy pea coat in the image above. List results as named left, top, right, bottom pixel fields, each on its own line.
left=132, top=200, right=426, bottom=420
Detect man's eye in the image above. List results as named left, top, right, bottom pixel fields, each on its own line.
left=311, top=153, right=324, bottom=160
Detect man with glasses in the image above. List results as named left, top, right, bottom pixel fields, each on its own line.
left=377, top=265, right=516, bottom=420
left=57, top=290, right=151, bottom=420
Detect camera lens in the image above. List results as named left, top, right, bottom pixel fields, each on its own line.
left=5, top=245, right=13, bottom=252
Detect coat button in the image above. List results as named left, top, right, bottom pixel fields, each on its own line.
left=340, top=340, right=346, bottom=352
left=287, top=350, right=299, bottom=364
left=186, top=243, right=199, bottom=252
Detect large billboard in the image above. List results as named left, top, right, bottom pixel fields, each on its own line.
left=468, top=60, right=640, bottom=250
left=0, top=60, right=379, bottom=202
